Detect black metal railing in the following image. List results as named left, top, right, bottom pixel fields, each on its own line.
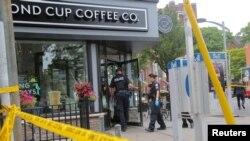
left=21, top=102, right=89, bottom=141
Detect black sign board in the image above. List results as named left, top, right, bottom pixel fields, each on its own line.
left=12, top=0, right=148, bottom=31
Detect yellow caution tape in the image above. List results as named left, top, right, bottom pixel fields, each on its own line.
left=227, top=84, right=249, bottom=88
left=0, top=109, right=6, bottom=114
left=0, top=85, right=19, bottom=94
left=0, top=105, right=130, bottom=141
left=0, top=105, right=18, bottom=141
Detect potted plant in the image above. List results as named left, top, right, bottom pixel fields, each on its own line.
left=74, top=81, right=96, bottom=102
left=74, top=81, right=96, bottom=128
left=19, top=90, right=37, bottom=108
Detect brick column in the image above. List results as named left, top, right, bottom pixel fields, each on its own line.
left=246, top=43, right=250, bottom=66
left=245, top=43, right=250, bottom=86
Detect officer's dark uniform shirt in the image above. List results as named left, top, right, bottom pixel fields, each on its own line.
left=149, top=81, right=160, bottom=99
left=110, top=74, right=130, bottom=91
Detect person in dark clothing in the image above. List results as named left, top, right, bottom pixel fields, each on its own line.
left=109, top=68, right=138, bottom=132
left=145, top=73, right=166, bottom=132
left=233, top=82, right=246, bottom=110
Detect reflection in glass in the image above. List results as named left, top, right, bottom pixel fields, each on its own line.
left=16, top=41, right=88, bottom=107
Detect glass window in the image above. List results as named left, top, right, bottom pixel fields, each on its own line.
left=16, top=41, right=88, bottom=106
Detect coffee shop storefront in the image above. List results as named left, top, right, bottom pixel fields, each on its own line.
left=12, top=0, right=159, bottom=132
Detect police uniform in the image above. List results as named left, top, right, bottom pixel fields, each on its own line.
left=147, top=81, right=166, bottom=131
left=110, top=73, right=130, bottom=131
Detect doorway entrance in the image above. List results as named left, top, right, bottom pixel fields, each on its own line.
left=99, top=48, right=143, bottom=128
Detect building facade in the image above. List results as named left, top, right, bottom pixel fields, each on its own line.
left=12, top=0, right=160, bottom=129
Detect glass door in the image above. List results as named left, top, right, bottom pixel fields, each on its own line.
left=104, top=59, right=143, bottom=126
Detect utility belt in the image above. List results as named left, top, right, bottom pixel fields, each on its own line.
left=117, top=90, right=128, bottom=93
left=148, top=94, right=162, bottom=101
left=116, top=90, right=132, bottom=97
left=148, top=93, right=155, bottom=99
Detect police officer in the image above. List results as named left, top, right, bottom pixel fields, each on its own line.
left=109, top=68, right=138, bottom=132
left=145, top=73, right=166, bottom=132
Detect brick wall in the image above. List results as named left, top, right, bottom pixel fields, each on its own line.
left=246, top=43, right=250, bottom=66
left=89, top=116, right=101, bottom=131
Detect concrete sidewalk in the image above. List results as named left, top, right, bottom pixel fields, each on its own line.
left=106, top=98, right=250, bottom=141
left=107, top=115, right=250, bottom=141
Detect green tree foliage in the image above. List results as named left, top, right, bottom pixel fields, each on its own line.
left=194, top=27, right=234, bottom=52
left=136, top=7, right=186, bottom=73
left=134, top=49, right=152, bottom=70
left=237, top=22, right=250, bottom=44
left=228, top=48, right=246, bottom=81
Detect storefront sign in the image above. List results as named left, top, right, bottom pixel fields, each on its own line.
left=18, top=76, right=40, bottom=95
left=12, top=0, right=148, bottom=31
left=158, top=14, right=173, bottom=33
left=19, top=82, right=40, bottom=95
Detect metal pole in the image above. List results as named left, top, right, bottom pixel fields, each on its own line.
left=222, top=22, right=233, bottom=113
left=0, top=0, right=22, bottom=140
left=184, top=12, right=207, bottom=141
left=222, top=22, right=227, bottom=54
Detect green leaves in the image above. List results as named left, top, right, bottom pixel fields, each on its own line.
left=194, top=27, right=234, bottom=52
left=136, top=7, right=186, bottom=73
left=237, top=22, right=250, bottom=44
left=228, top=48, right=246, bottom=81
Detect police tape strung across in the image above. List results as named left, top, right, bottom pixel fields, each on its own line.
left=0, top=85, right=19, bottom=94
left=17, top=111, right=129, bottom=141
left=0, top=105, right=18, bottom=141
left=0, top=105, right=130, bottom=141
